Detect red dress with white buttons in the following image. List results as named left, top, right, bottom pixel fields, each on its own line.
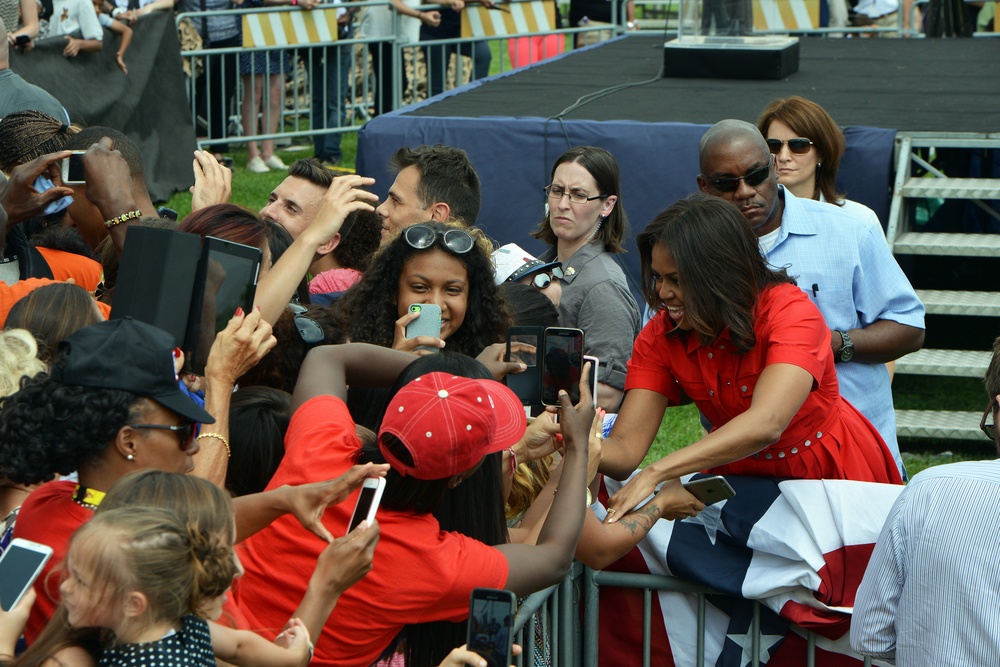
left=626, top=283, right=902, bottom=484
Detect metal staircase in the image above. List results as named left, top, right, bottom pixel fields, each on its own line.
left=886, top=133, right=1000, bottom=441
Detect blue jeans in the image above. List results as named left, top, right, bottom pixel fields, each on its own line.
left=310, top=26, right=353, bottom=163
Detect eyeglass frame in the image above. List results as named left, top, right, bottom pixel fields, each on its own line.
left=700, top=155, right=774, bottom=194
left=403, top=224, right=476, bottom=255
left=543, top=184, right=610, bottom=205
left=766, top=138, right=815, bottom=155
left=981, top=396, right=997, bottom=443
left=126, top=422, right=199, bottom=449
left=288, top=303, right=325, bottom=348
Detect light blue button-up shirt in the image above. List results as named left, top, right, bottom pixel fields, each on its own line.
left=765, top=187, right=925, bottom=477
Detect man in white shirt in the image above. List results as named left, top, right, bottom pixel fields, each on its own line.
left=851, top=335, right=1000, bottom=665
left=47, top=0, right=104, bottom=58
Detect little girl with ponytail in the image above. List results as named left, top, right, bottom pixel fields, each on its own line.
left=57, top=507, right=311, bottom=667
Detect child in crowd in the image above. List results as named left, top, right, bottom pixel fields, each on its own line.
left=91, top=0, right=131, bottom=74
left=55, top=506, right=312, bottom=667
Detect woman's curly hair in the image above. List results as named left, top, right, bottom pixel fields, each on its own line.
left=0, top=373, right=140, bottom=485
left=336, top=221, right=510, bottom=357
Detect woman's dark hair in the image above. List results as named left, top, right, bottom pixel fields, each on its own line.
left=238, top=305, right=346, bottom=393
left=179, top=204, right=275, bottom=255
left=336, top=221, right=509, bottom=357
left=6, top=284, right=102, bottom=363
left=0, top=373, right=141, bottom=484
left=361, top=352, right=508, bottom=667
left=532, top=145, right=630, bottom=254
left=637, top=193, right=795, bottom=353
left=225, top=387, right=291, bottom=497
left=757, top=96, right=846, bottom=204
left=332, top=209, right=382, bottom=272
left=500, top=282, right=560, bottom=328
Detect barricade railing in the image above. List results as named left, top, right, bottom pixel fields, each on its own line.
left=631, top=0, right=918, bottom=37
left=511, top=562, right=583, bottom=667
left=176, top=0, right=627, bottom=149
left=177, top=2, right=396, bottom=151
left=580, top=567, right=875, bottom=667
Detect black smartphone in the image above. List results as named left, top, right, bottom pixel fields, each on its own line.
left=467, top=588, right=516, bottom=667
left=0, top=538, right=53, bottom=612
left=505, top=325, right=542, bottom=408
left=183, top=236, right=261, bottom=376
left=14, top=34, right=30, bottom=47
left=682, top=475, right=736, bottom=505
left=541, top=327, right=584, bottom=406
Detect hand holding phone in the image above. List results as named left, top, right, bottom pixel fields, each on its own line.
left=0, top=538, right=53, bottom=612
left=60, top=150, right=87, bottom=185
left=347, top=477, right=386, bottom=535
left=682, top=475, right=735, bottom=506
left=402, top=303, right=442, bottom=354
left=467, top=588, right=516, bottom=667
left=541, top=327, right=584, bottom=406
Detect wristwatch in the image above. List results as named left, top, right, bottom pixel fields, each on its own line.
left=836, top=330, right=854, bottom=363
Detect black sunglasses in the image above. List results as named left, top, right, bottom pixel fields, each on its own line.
left=127, top=422, right=198, bottom=449
left=702, top=156, right=773, bottom=193
left=982, top=397, right=997, bottom=443
left=403, top=224, right=475, bottom=255
left=528, top=266, right=564, bottom=289
left=766, top=138, right=815, bottom=155
left=288, top=303, right=325, bottom=348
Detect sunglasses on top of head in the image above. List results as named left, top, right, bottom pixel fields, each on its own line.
left=403, top=224, right=476, bottom=255
left=766, top=138, right=815, bottom=155
left=703, top=156, right=773, bottom=194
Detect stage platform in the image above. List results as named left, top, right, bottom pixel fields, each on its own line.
left=356, top=35, right=999, bottom=295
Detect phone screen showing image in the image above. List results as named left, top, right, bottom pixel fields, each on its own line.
left=541, top=328, right=583, bottom=405
left=467, top=591, right=515, bottom=667
left=0, top=544, right=51, bottom=611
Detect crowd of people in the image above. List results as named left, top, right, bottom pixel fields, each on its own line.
left=0, top=89, right=994, bottom=667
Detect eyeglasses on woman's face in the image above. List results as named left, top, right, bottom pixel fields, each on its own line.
left=543, top=185, right=609, bottom=206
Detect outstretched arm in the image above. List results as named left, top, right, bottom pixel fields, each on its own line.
left=210, top=618, right=310, bottom=667
left=291, top=343, right=416, bottom=409
left=254, top=175, right=378, bottom=325
left=605, top=363, right=812, bottom=521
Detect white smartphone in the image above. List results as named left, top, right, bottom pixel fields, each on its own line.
left=347, top=477, right=386, bottom=534
left=405, top=303, right=442, bottom=353
left=61, top=150, right=87, bottom=185
left=0, top=538, right=53, bottom=611
left=682, top=475, right=736, bottom=506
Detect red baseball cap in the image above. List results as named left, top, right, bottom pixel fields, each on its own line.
left=378, top=372, right=527, bottom=480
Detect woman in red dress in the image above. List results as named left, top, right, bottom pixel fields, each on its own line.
left=602, top=193, right=901, bottom=521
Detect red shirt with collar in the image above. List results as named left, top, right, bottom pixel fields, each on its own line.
left=627, top=283, right=901, bottom=484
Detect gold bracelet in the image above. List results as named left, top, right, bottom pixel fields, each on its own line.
left=196, top=431, right=231, bottom=459
left=104, top=209, right=143, bottom=229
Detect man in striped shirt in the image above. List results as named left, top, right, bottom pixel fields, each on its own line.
left=851, top=335, right=1000, bottom=665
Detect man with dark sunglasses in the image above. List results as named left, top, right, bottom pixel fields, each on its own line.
left=696, top=119, right=925, bottom=480
left=852, top=335, right=1000, bottom=665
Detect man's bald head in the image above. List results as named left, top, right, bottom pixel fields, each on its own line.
left=698, top=120, right=770, bottom=173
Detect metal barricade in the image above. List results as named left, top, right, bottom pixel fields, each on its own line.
left=176, top=0, right=630, bottom=150
left=177, top=2, right=397, bottom=151
left=511, top=562, right=583, bottom=667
